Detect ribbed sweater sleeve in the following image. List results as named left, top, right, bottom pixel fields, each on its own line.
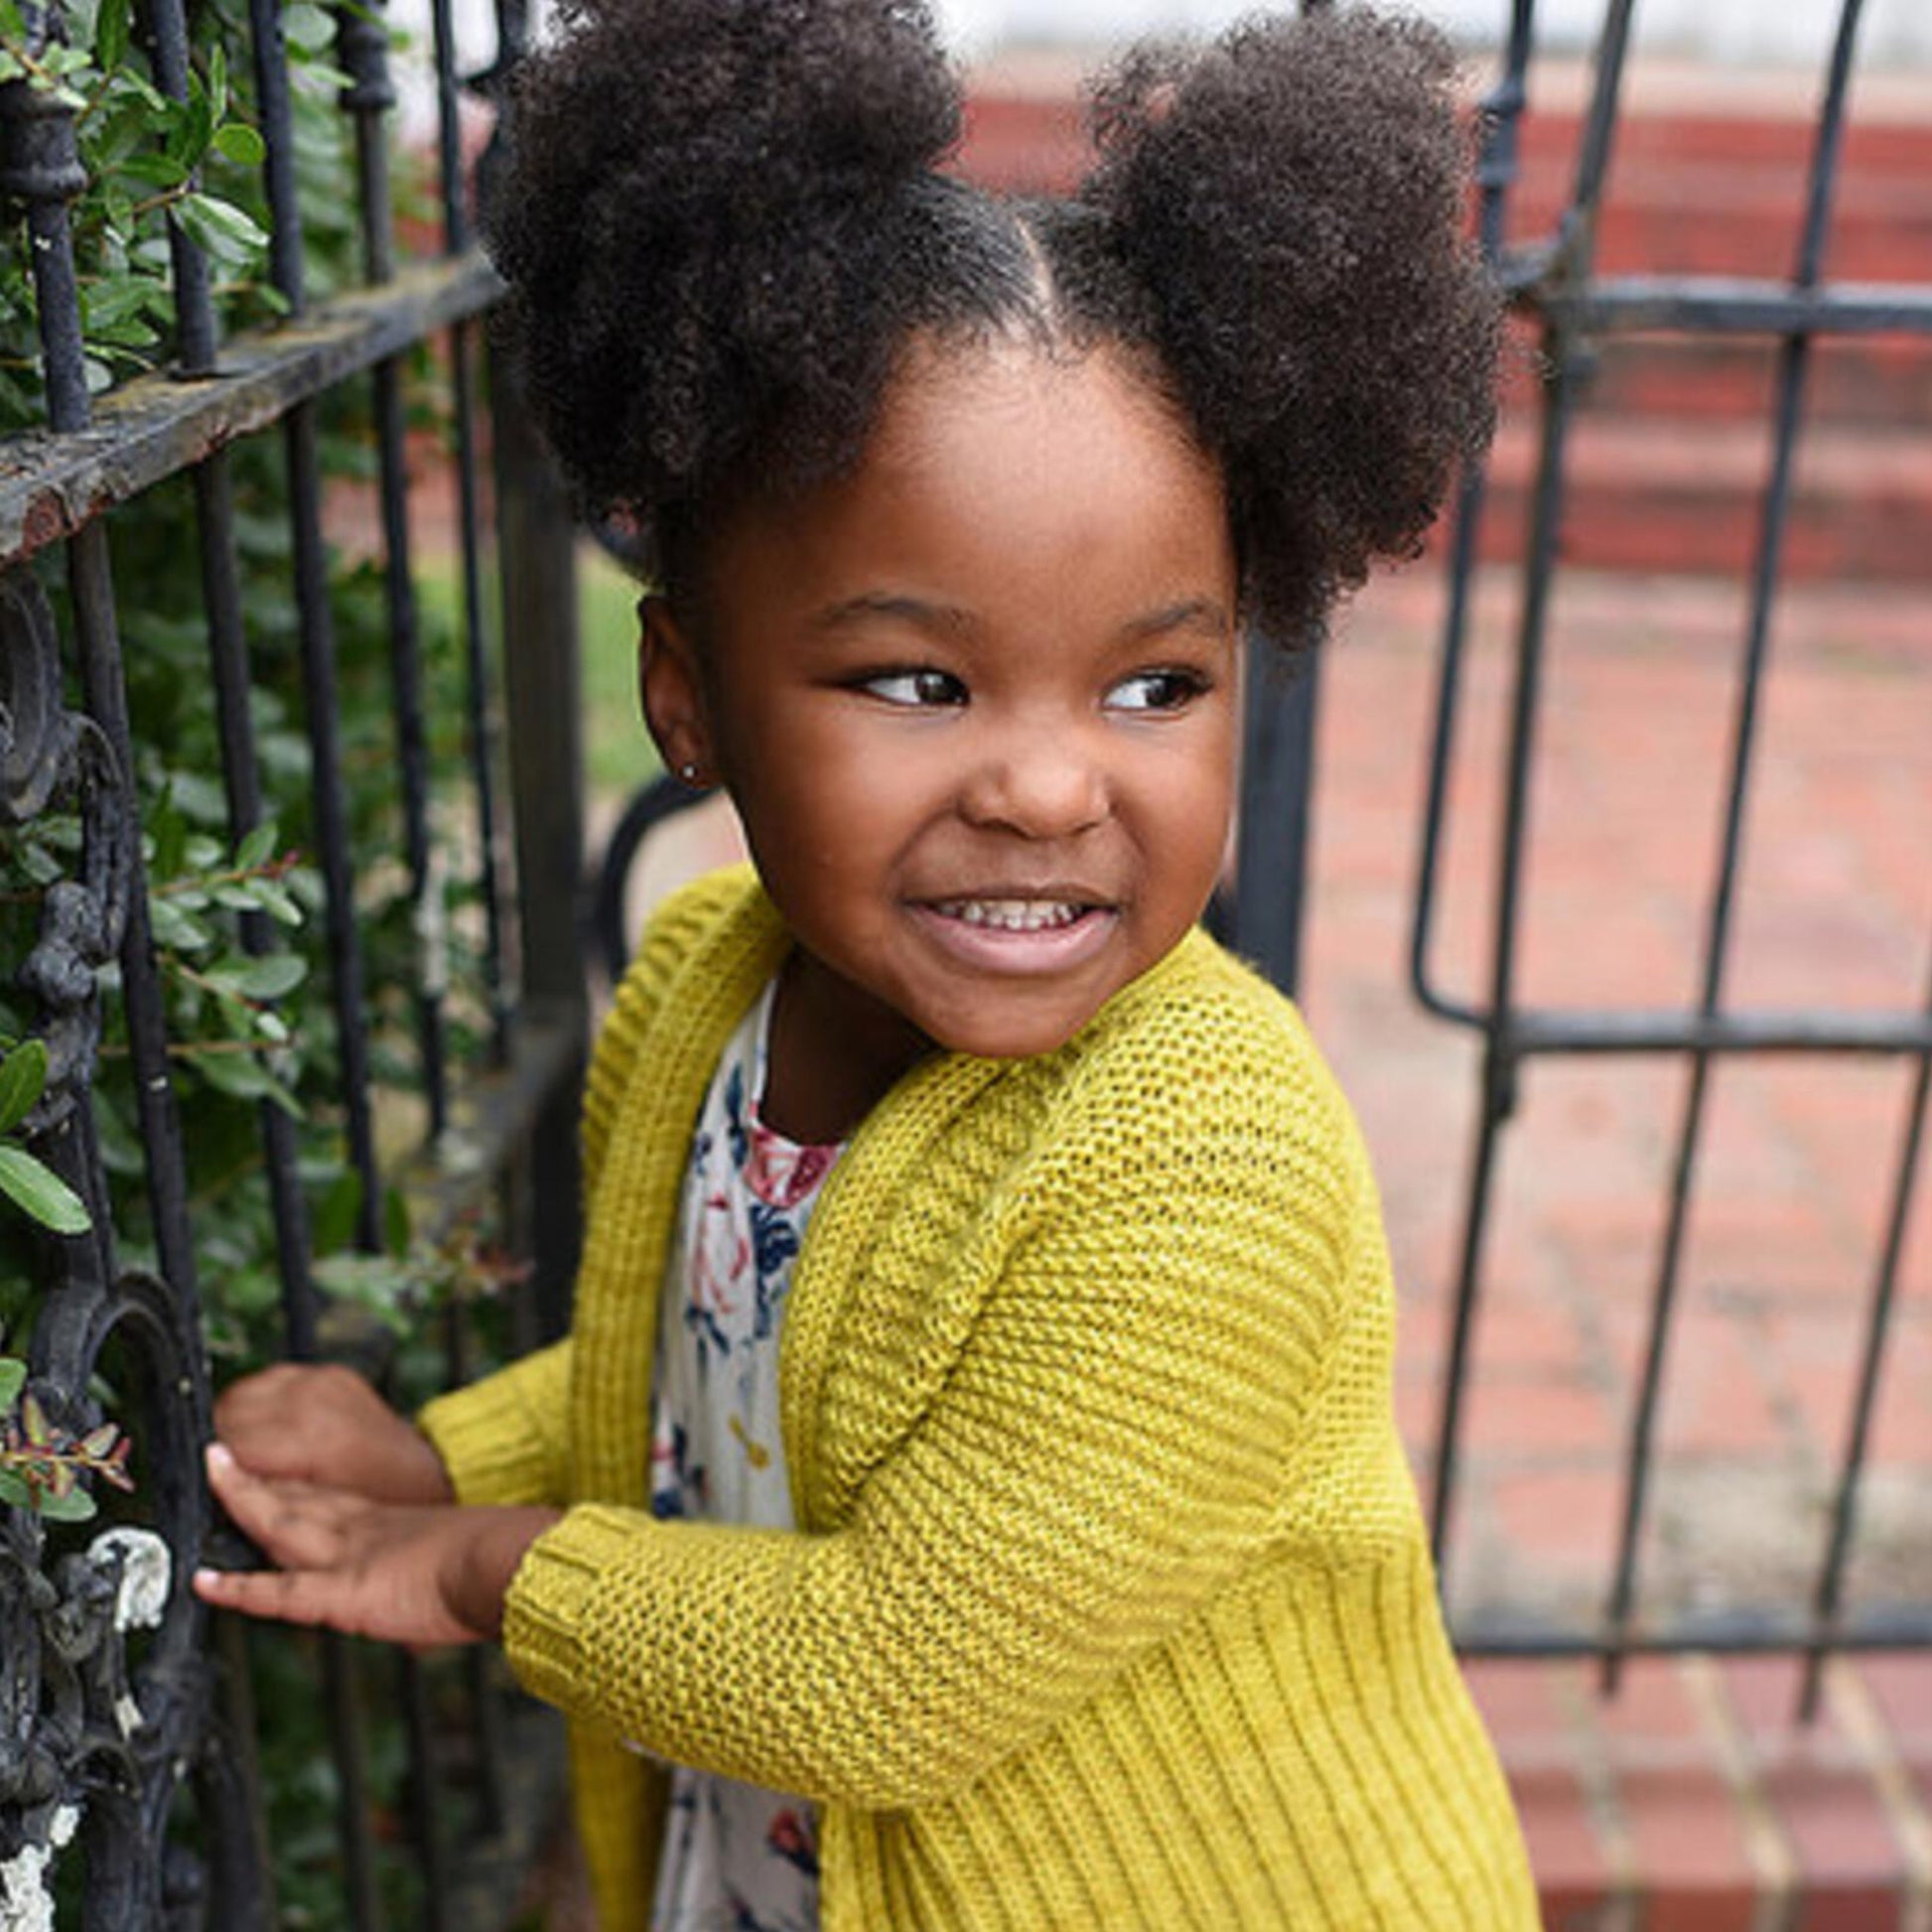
left=503, top=1020, right=1358, bottom=1811
left=418, top=1338, right=574, bottom=1508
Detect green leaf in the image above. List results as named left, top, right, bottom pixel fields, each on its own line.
left=109, top=152, right=189, bottom=191
left=94, top=0, right=128, bottom=71
left=252, top=883, right=304, bottom=928
left=195, top=1050, right=270, bottom=1102
left=0, top=1469, right=34, bottom=1512
left=211, top=952, right=306, bottom=1001
left=0, top=1147, right=91, bottom=1235
left=235, top=818, right=279, bottom=871
left=0, top=1358, right=25, bottom=1410
left=312, top=1170, right=361, bottom=1253
left=0, top=1039, right=48, bottom=1135
left=383, top=1186, right=411, bottom=1261
left=149, top=897, right=213, bottom=951
left=83, top=275, right=167, bottom=333
left=177, top=192, right=268, bottom=265
left=197, top=1050, right=302, bottom=1119
left=0, top=53, right=24, bottom=82
left=33, top=1483, right=97, bottom=1523
left=150, top=797, right=189, bottom=882
left=211, top=121, right=266, bottom=167
left=281, top=2, right=333, bottom=53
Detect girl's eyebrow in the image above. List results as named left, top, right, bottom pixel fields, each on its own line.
left=809, top=592, right=975, bottom=636
left=808, top=591, right=1234, bottom=642
left=1120, top=597, right=1235, bottom=641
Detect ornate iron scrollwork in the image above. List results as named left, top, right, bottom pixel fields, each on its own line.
left=0, top=569, right=130, bottom=1142
left=2, top=570, right=259, bottom=1925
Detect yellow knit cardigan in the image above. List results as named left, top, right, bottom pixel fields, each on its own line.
left=421, top=868, right=1536, bottom=1930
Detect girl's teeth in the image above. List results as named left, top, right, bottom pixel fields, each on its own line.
left=941, top=899, right=1081, bottom=932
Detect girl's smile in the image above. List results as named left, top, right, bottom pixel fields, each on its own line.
left=641, top=338, right=1239, bottom=1140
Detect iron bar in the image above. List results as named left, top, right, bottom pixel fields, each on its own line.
left=1500, top=1007, right=1932, bottom=1057
left=432, top=0, right=510, bottom=1048
left=340, top=0, right=450, bottom=1144
left=0, top=253, right=504, bottom=570
left=1427, top=339, right=1588, bottom=1565
left=1454, top=1615, right=1932, bottom=1660
left=1531, top=275, right=1932, bottom=339
left=489, top=346, right=585, bottom=1338
left=1599, top=0, right=1869, bottom=1699
left=1798, top=948, right=1932, bottom=1721
left=137, top=0, right=216, bottom=379
left=1227, top=636, right=1318, bottom=999
left=249, top=0, right=386, bottom=1916
left=1409, top=0, right=1536, bottom=1034
left=1428, top=0, right=1638, bottom=1577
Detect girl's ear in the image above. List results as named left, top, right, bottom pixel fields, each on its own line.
left=637, top=596, right=715, bottom=786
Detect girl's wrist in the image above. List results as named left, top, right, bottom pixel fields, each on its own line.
left=450, top=1505, right=561, bottom=1641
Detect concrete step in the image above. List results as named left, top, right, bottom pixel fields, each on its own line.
left=1468, top=410, right=1932, bottom=583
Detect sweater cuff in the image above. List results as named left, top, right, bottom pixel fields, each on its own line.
left=502, top=1505, right=648, bottom=1717
left=416, top=1386, right=526, bottom=1508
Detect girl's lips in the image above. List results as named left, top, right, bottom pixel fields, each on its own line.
left=907, top=899, right=1118, bottom=974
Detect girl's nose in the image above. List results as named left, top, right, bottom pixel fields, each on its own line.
left=958, top=724, right=1109, bottom=840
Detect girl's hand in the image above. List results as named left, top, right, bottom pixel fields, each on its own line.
left=212, top=1363, right=454, bottom=1506
left=194, top=1444, right=558, bottom=1647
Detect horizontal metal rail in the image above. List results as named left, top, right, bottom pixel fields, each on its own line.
left=1515, top=267, right=1932, bottom=339
left=0, top=251, right=503, bottom=569
left=1426, top=1003, right=1932, bottom=1058
left=1457, top=1610, right=1932, bottom=1660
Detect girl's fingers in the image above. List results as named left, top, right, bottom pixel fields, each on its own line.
left=193, top=1562, right=338, bottom=1628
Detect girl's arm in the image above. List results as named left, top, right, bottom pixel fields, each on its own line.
left=208, top=1339, right=577, bottom=1513
left=416, top=1337, right=575, bottom=1507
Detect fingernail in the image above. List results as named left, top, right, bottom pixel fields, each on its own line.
left=192, top=1567, right=223, bottom=1593
left=206, top=1442, right=233, bottom=1472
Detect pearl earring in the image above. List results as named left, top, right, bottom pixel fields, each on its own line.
left=678, top=762, right=701, bottom=785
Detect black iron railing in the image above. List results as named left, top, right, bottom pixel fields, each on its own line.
left=0, top=0, right=580, bottom=1917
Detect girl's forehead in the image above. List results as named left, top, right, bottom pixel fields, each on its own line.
left=700, top=342, right=1235, bottom=650
left=876, top=332, right=1203, bottom=473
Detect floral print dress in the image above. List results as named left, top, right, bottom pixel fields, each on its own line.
left=647, top=977, right=841, bottom=1932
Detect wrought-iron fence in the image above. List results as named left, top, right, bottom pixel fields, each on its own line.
left=0, top=0, right=582, bottom=1918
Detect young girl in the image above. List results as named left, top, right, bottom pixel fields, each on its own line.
left=199, top=1, right=1537, bottom=1924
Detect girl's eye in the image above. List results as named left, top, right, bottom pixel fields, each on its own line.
left=1107, top=668, right=1207, bottom=713
left=861, top=668, right=967, bottom=708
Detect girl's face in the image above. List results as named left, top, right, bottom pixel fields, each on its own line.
left=642, top=339, right=1238, bottom=1116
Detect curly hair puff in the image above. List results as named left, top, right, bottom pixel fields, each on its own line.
left=485, top=0, right=1500, bottom=647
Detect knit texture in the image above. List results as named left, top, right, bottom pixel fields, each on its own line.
left=422, top=867, right=1537, bottom=1930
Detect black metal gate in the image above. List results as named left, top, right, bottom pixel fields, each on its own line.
left=1412, top=0, right=1931, bottom=1708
